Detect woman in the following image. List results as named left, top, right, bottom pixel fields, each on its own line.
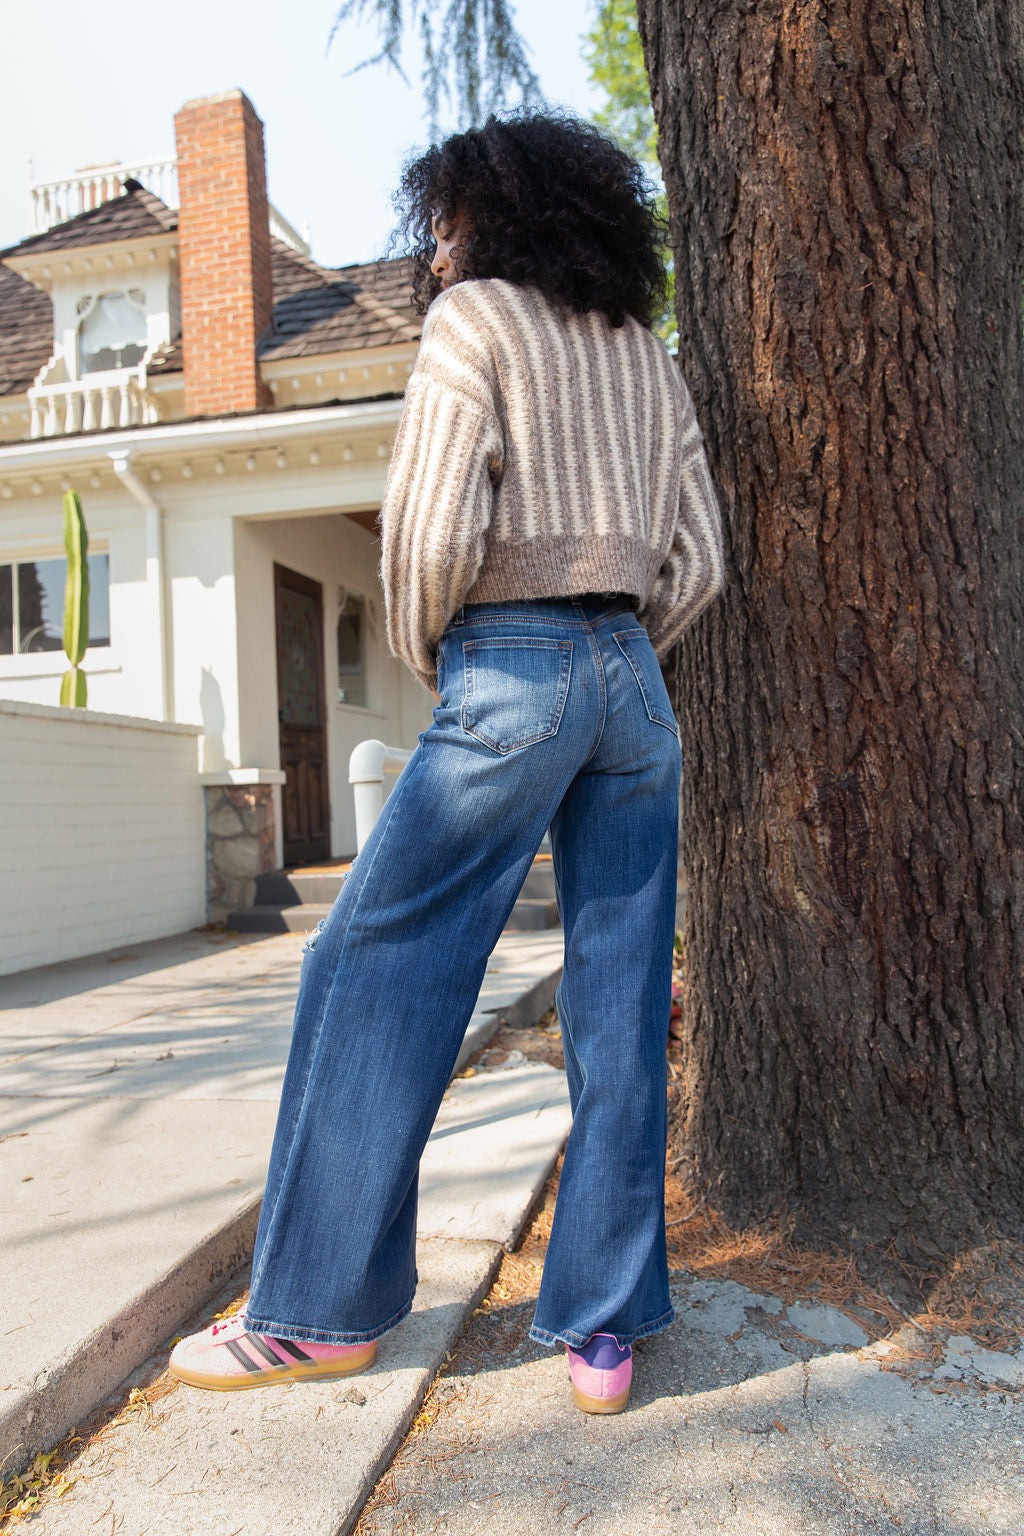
left=170, top=111, right=723, bottom=1415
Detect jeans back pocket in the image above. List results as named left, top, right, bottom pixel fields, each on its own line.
left=612, top=629, right=679, bottom=735
left=461, top=637, right=573, bottom=754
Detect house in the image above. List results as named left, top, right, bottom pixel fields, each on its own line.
left=0, top=90, right=434, bottom=965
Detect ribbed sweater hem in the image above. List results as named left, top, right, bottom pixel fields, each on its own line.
left=464, top=534, right=661, bottom=608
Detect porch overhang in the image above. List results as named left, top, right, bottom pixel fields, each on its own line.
left=0, top=398, right=406, bottom=474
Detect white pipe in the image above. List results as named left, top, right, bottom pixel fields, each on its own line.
left=348, top=739, right=414, bottom=853
left=110, top=451, right=171, bottom=723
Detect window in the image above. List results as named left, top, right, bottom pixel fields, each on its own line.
left=0, top=555, right=110, bottom=654
left=337, top=590, right=367, bottom=707
left=78, top=291, right=148, bottom=375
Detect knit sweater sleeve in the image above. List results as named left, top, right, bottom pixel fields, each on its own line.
left=639, top=375, right=725, bottom=657
left=379, top=291, right=504, bottom=690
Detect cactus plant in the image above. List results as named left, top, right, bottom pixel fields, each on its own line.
left=59, top=489, right=90, bottom=708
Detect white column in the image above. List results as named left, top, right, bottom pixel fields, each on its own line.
left=145, top=503, right=169, bottom=720
left=111, top=453, right=171, bottom=723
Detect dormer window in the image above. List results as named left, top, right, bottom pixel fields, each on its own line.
left=78, top=290, right=148, bottom=374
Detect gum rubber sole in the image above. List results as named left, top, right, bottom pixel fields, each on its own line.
left=170, top=1340, right=378, bottom=1391
left=572, top=1384, right=630, bottom=1414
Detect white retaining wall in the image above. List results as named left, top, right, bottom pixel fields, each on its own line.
left=0, top=699, right=205, bottom=976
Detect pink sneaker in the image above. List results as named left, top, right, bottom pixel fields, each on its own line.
left=566, top=1332, right=632, bottom=1414
left=169, top=1309, right=377, bottom=1391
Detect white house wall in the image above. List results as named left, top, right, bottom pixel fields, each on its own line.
left=0, top=698, right=204, bottom=975
left=0, top=457, right=431, bottom=789
left=165, top=514, right=239, bottom=770
left=233, top=514, right=433, bottom=858
left=0, top=485, right=167, bottom=719
left=0, top=411, right=435, bottom=879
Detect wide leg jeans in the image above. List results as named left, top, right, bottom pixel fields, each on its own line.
left=245, top=595, right=682, bottom=1349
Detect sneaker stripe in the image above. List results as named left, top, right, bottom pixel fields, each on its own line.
left=244, top=1334, right=289, bottom=1368
left=224, top=1337, right=262, bottom=1373
left=271, top=1337, right=312, bottom=1362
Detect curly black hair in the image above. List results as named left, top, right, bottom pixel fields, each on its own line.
left=389, top=110, right=667, bottom=329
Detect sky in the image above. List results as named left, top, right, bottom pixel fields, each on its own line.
left=0, top=0, right=604, bottom=268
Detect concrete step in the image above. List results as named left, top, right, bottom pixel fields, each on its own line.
left=228, top=898, right=559, bottom=935
left=226, top=902, right=332, bottom=933
left=503, top=896, right=559, bottom=930
left=255, top=869, right=349, bottom=906
left=231, top=856, right=560, bottom=934
left=25, top=1239, right=504, bottom=1536
left=19, top=1059, right=572, bottom=1536
left=518, top=861, right=556, bottom=899
left=0, top=927, right=564, bottom=1481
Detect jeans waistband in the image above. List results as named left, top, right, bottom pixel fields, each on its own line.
left=452, top=593, right=639, bottom=625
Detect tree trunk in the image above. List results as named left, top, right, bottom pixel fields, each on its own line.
left=637, top=0, right=1024, bottom=1271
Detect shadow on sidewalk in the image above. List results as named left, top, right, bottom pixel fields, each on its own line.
left=1, top=928, right=279, bottom=1012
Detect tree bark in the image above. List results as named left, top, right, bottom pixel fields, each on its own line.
left=637, top=0, right=1024, bottom=1270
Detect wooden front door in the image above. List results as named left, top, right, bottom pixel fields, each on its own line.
left=275, top=563, right=330, bottom=866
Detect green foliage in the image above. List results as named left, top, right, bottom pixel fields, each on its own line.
left=1, top=1445, right=77, bottom=1520
left=59, top=666, right=87, bottom=708
left=328, top=0, right=675, bottom=341
left=329, top=0, right=542, bottom=130
left=582, top=0, right=656, bottom=165
left=583, top=0, right=675, bottom=347
left=60, top=489, right=89, bottom=709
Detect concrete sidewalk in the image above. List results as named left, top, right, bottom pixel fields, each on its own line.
left=5, top=927, right=1024, bottom=1536
left=0, top=923, right=567, bottom=1490
left=344, top=1274, right=1024, bottom=1536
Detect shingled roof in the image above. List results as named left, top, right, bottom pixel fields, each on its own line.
left=259, top=242, right=421, bottom=361
left=0, top=187, right=422, bottom=400
left=10, top=183, right=177, bottom=255
left=0, top=261, right=53, bottom=398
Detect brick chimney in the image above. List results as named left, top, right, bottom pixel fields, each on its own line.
left=174, top=90, right=274, bottom=417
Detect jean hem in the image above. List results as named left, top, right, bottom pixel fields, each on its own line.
left=243, top=1290, right=415, bottom=1346
left=528, top=1302, right=675, bottom=1351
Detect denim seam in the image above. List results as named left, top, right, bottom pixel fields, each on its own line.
left=528, top=1303, right=676, bottom=1351
left=612, top=629, right=679, bottom=735
left=449, top=609, right=634, bottom=631
left=553, top=964, right=583, bottom=1107
left=244, top=1288, right=417, bottom=1347
left=578, top=616, right=607, bottom=769
left=462, top=612, right=591, bottom=629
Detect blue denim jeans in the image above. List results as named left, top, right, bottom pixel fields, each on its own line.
left=245, top=594, right=682, bottom=1350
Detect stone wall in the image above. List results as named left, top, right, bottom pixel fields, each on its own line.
left=205, top=784, right=277, bottom=923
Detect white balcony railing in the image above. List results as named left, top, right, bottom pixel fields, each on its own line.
left=28, top=368, right=158, bottom=439
left=27, top=159, right=180, bottom=232
left=26, top=157, right=311, bottom=258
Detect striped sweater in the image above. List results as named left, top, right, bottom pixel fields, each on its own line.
left=379, top=278, right=724, bottom=689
